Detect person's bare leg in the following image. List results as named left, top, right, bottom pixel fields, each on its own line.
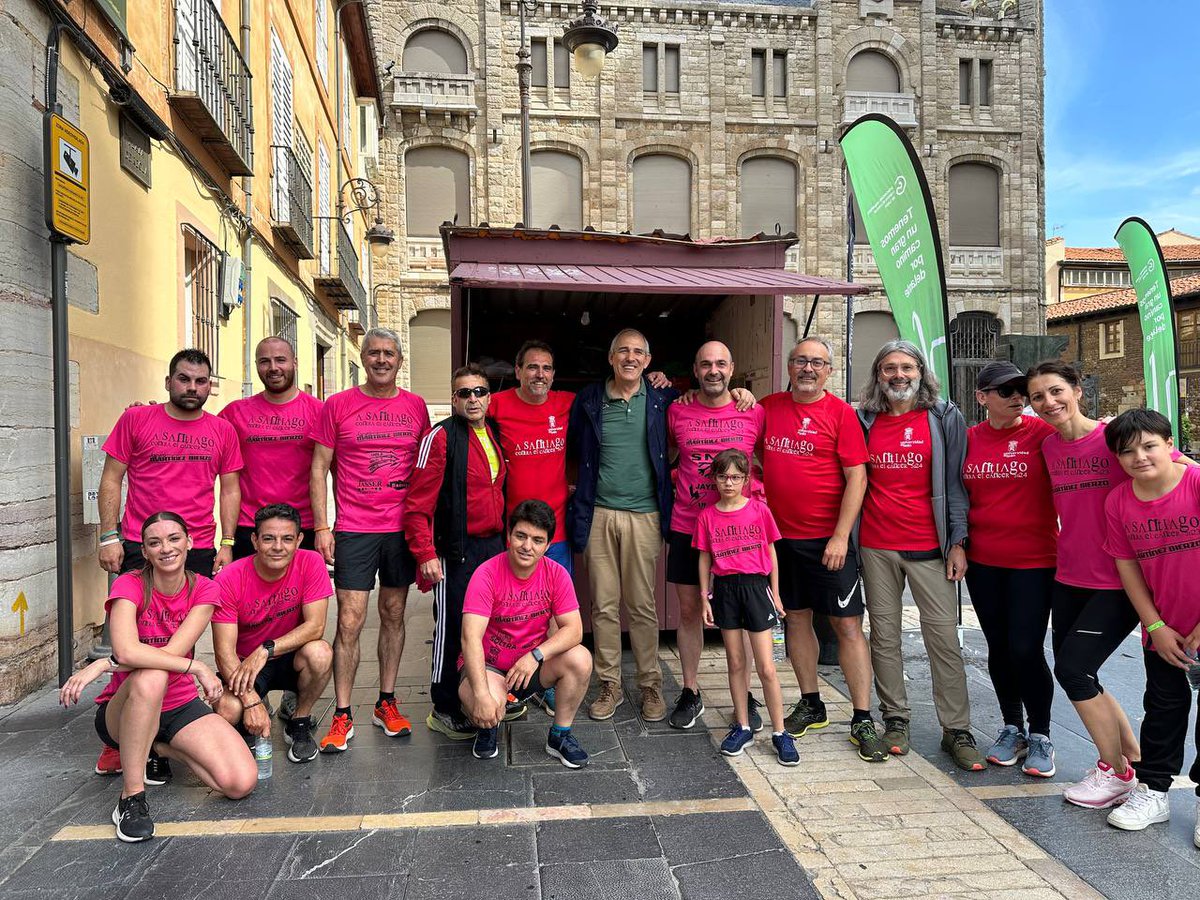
left=541, top=645, right=593, bottom=728
left=722, top=630, right=749, bottom=726
left=748, top=629, right=785, bottom=732
left=332, top=588, right=369, bottom=708
left=376, top=585, right=408, bottom=694
left=160, top=716, right=257, bottom=798
left=293, top=640, right=333, bottom=718
left=1074, top=693, right=1136, bottom=773
left=831, top=615, right=873, bottom=711
left=785, top=610, right=820, bottom=693
left=107, top=670, right=167, bottom=798
left=675, top=584, right=705, bottom=691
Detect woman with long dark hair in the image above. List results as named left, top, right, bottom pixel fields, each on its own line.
left=60, top=512, right=256, bottom=842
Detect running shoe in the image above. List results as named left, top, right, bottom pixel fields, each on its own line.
left=1107, top=785, right=1170, bottom=831
left=882, top=717, right=910, bottom=756
left=144, top=752, right=172, bottom=785
left=784, top=698, right=829, bottom=737
left=284, top=716, right=319, bottom=763
left=546, top=729, right=589, bottom=768
left=1063, top=760, right=1137, bottom=809
left=533, top=686, right=557, bottom=715
left=504, top=694, right=528, bottom=722
left=95, top=745, right=122, bottom=776
left=773, top=731, right=800, bottom=767
left=941, top=729, right=987, bottom=772
left=425, top=709, right=476, bottom=741
left=1022, top=733, right=1056, bottom=778
left=112, top=791, right=154, bottom=843
left=588, top=681, right=624, bottom=720
left=668, top=688, right=705, bottom=730
left=719, top=724, right=754, bottom=757
left=372, top=698, right=412, bottom=737
left=747, top=693, right=764, bottom=734
left=849, top=718, right=889, bottom=763
left=985, top=725, right=1028, bottom=766
left=319, top=712, right=355, bottom=753
left=472, top=726, right=499, bottom=760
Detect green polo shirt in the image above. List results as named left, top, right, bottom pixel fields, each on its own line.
left=595, top=380, right=657, bottom=513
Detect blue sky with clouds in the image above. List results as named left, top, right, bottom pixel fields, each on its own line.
left=1044, top=0, right=1200, bottom=246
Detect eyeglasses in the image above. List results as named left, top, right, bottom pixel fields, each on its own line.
left=985, top=384, right=1023, bottom=399
left=714, top=473, right=747, bottom=483
left=788, top=357, right=830, bottom=371
left=454, top=386, right=491, bottom=399
left=880, top=364, right=920, bottom=377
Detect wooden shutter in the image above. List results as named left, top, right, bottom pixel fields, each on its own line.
left=531, top=150, right=583, bottom=230
left=846, top=50, right=900, bottom=92
left=405, top=147, right=470, bottom=237
left=632, top=155, right=690, bottom=234
left=740, top=157, right=796, bottom=236
left=402, top=29, right=468, bottom=74
left=949, top=163, right=1000, bottom=246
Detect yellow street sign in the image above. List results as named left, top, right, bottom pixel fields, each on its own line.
left=44, top=113, right=90, bottom=244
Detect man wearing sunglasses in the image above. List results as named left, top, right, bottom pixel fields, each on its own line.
left=405, top=364, right=508, bottom=739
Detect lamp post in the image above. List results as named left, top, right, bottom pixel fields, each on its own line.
left=339, top=177, right=395, bottom=257
left=515, top=0, right=618, bottom=227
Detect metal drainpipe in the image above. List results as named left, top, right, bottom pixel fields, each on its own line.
left=240, top=0, right=254, bottom=397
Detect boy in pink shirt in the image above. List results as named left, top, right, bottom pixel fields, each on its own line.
left=693, top=449, right=798, bottom=767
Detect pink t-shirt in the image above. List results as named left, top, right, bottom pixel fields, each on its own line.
left=692, top=498, right=782, bottom=577
left=212, top=550, right=333, bottom=659
left=1104, top=465, right=1200, bottom=646
left=218, top=392, right=324, bottom=528
left=310, top=387, right=431, bottom=533
left=668, top=400, right=765, bottom=537
left=102, top=405, right=243, bottom=549
left=460, top=553, right=579, bottom=673
left=96, top=572, right=220, bottom=712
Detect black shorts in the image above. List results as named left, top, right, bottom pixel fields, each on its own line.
left=333, top=531, right=416, bottom=591
left=119, top=541, right=216, bottom=578
left=458, top=662, right=546, bottom=702
left=251, top=652, right=300, bottom=696
left=95, top=696, right=214, bottom=749
left=666, top=530, right=701, bottom=586
left=710, top=573, right=780, bottom=633
left=776, top=537, right=864, bottom=617
left=231, top=526, right=319, bottom=561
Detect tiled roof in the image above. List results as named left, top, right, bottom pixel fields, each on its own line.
left=1047, top=273, right=1200, bottom=322
left=1063, top=245, right=1200, bottom=263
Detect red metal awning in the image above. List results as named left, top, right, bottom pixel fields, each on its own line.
left=448, top=262, right=867, bottom=296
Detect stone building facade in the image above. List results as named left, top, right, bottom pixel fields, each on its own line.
left=366, top=0, right=1045, bottom=418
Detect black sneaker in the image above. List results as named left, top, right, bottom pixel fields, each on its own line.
left=668, top=688, right=705, bottom=730
left=784, top=699, right=829, bottom=737
left=849, top=718, right=889, bottom=762
left=112, top=791, right=154, bottom=843
left=472, top=726, right=499, bottom=760
left=144, top=752, right=171, bottom=786
left=747, top=693, right=764, bottom=734
left=285, top=716, right=319, bottom=763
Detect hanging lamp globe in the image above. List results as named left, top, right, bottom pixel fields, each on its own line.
left=562, top=0, right=618, bottom=78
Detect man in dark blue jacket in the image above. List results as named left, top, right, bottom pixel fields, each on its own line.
left=568, top=328, right=677, bottom=722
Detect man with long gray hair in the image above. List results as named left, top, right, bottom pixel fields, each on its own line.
left=856, top=340, right=984, bottom=772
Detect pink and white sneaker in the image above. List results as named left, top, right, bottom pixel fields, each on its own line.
left=1063, top=759, right=1137, bottom=809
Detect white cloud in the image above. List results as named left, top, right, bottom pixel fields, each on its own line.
left=1050, top=148, right=1200, bottom=194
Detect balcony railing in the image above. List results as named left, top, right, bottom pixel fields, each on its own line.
left=843, top=91, right=917, bottom=126
left=270, top=145, right=314, bottom=260
left=852, top=244, right=878, bottom=277
left=406, top=237, right=445, bottom=271
left=315, top=223, right=368, bottom=324
left=392, top=73, right=478, bottom=118
left=948, top=246, right=1004, bottom=279
left=171, top=0, right=253, bottom=175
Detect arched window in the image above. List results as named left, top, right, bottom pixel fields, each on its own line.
left=845, top=50, right=901, bottom=93
left=409, top=309, right=452, bottom=400
left=851, top=311, right=899, bottom=397
left=405, top=146, right=470, bottom=237
left=402, top=29, right=468, bottom=75
left=949, top=162, right=1000, bottom=247
left=632, top=154, right=691, bottom=235
left=740, top=157, right=797, bottom=236
left=531, top=150, right=583, bottom=230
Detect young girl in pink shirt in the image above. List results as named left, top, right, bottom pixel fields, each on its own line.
left=693, top=449, right=798, bottom=766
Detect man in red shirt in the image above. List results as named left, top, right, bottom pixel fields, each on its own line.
left=405, top=364, right=508, bottom=740
left=759, top=338, right=885, bottom=762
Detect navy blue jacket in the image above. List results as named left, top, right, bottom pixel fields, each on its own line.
left=567, top=377, right=677, bottom=551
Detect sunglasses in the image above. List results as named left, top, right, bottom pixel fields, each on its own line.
left=454, top=386, right=491, bottom=399
left=984, top=384, right=1023, bottom=399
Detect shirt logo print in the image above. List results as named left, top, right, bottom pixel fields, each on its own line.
left=1008, top=440, right=1018, bottom=453
left=547, top=415, right=562, bottom=435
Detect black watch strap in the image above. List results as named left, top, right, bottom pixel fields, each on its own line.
left=262, top=640, right=276, bottom=659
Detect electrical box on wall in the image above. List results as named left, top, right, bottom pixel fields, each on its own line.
left=219, top=253, right=245, bottom=316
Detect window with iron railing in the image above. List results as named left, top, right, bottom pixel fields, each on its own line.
left=950, top=311, right=1001, bottom=425
left=182, top=224, right=222, bottom=376
left=271, top=298, right=299, bottom=349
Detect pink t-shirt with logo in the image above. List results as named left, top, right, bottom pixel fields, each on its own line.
left=860, top=410, right=938, bottom=552
left=1104, top=465, right=1200, bottom=645
left=212, top=550, right=333, bottom=658
left=96, top=572, right=220, bottom=712
left=668, top=400, right=766, bottom=537
left=310, top=387, right=431, bottom=533
left=460, top=553, right=579, bottom=673
left=218, top=392, right=324, bottom=528
left=692, top=498, right=782, bottom=577
left=102, top=405, right=243, bottom=549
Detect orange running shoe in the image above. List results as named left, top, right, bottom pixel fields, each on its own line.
left=95, top=745, right=122, bottom=776
left=371, top=698, right=412, bottom=737
left=319, top=713, right=355, bottom=753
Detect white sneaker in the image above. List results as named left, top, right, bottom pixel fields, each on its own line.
left=1107, top=784, right=1170, bottom=830
left=1063, top=760, right=1137, bottom=809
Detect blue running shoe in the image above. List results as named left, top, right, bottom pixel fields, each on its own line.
left=773, top=732, right=800, bottom=767
left=1022, top=733, right=1056, bottom=778
left=534, top=686, right=557, bottom=715
left=720, top=724, right=754, bottom=757
left=472, top=726, right=499, bottom=760
left=545, top=729, right=589, bottom=768
left=986, top=724, right=1028, bottom=766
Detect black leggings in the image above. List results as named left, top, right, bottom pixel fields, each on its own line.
left=964, top=563, right=1055, bottom=735
left=1050, top=581, right=1138, bottom=703
left=1137, top=648, right=1200, bottom=794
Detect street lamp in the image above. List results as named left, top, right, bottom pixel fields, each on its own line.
left=515, top=0, right=618, bottom=227
left=339, top=176, right=394, bottom=257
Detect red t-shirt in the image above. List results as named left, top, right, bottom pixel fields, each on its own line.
left=309, top=387, right=431, bottom=533
left=96, top=573, right=219, bottom=711
left=218, top=391, right=324, bottom=528
left=212, top=550, right=333, bottom=658
left=860, top=409, right=938, bottom=552
left=759, top=391, right=868, bottom=540
left=488, top=389, right=573, bottom=543
left=692, top=498, right=782, bottom=577
left=963, top=416, right=1057, bottom=568
left=102, top=405, right=243, bottom=549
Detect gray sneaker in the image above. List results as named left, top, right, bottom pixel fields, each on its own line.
left=1022, top=732, right=1056, bottom=778
left=985, top=725, right=1028, bottom=766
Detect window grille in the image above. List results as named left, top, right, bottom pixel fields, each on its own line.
left=950, top=311, right=1000, bottom=424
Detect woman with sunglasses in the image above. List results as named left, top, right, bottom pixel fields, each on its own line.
left=961, top=362, right=1058, bottom=777
left=59, top=512, right=257, bottom=843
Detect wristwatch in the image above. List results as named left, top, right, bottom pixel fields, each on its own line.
left=262, top=640, right=276, bottom=660
left=531, top=647, right=544, bottom=664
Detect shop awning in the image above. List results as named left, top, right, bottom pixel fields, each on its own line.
left=448, top=262, right=867, bottom=296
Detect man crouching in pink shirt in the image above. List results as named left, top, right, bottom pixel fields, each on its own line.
left=458, top=500, right=593, bottom=767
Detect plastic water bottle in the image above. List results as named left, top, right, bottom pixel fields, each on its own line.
left=254, top=735, right=273, bottom=780
left=772, top=620, right=787, bottom=662
left=1187, top=651, right=1200, bottom=692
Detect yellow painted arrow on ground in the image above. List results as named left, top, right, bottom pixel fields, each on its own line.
left=12, top=592, right=27, bottom=636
